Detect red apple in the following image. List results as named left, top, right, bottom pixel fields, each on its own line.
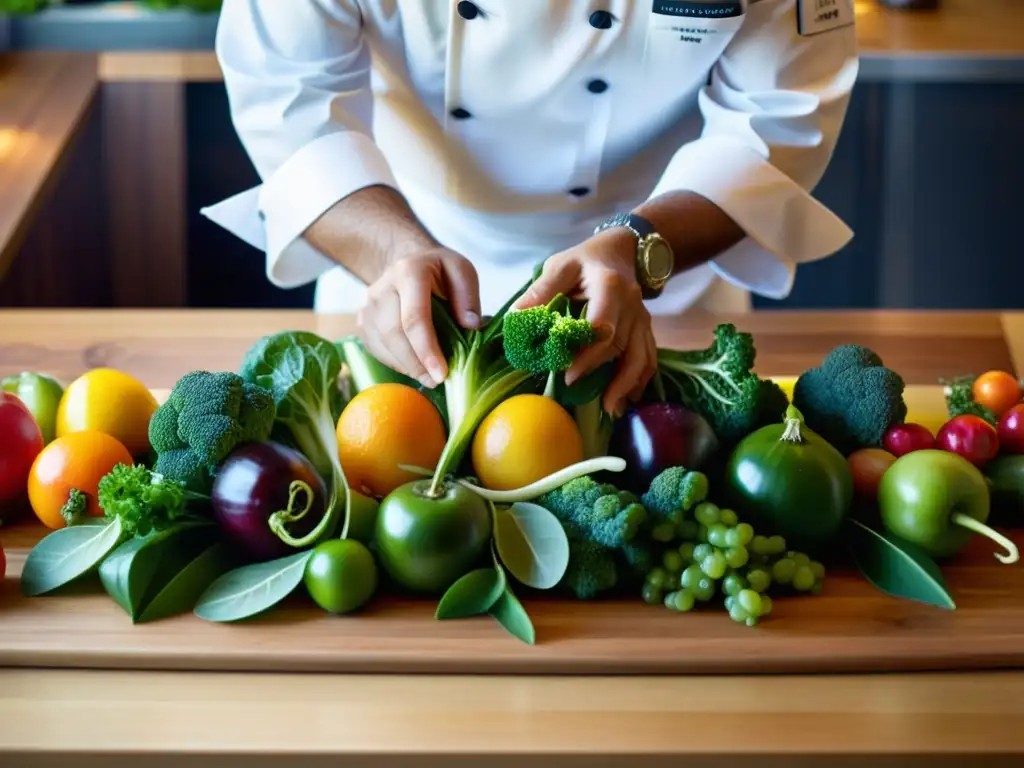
left=883, top=422, right=936, bottom=457
left=997, top=404, right=1024, bottom=455
left=937, top=415, right=999, bottom=467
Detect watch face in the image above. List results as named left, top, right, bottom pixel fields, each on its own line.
left=645, top=238, right=674, bottom=282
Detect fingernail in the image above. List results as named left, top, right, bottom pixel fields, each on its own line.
left=418, top=375, right=435, bottom=389
left=564, top=371, right=578, bottom=386
left=463, top=310, right=480, bottom=328
left=426, top=357, right=446, bottom=384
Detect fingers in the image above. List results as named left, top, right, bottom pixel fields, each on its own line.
left=395, top=275, right=448, bottom=385
left=604, top=319, right=657, bottom=416
left=511, top=257, right=581, bottom=311
left=440, top=256, right=482, bottom=329
left=564, top=271, right=628, bottom=384
left=362, top=289, right=439, bottom=388
left=357, top=304, right=408, bottom=378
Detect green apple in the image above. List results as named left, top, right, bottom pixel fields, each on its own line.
left=878, top=449, right=1018, bottom=564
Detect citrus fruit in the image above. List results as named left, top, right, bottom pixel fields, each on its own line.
left=471, top=393, right=584, bottom=491
left=56, top=368, right=159, bottom=456
left=336, top=383, right=447, bottom=498
left=972, top=370, right=1022, bottom=418
left=304, top=538, right=379, bottom=614
left=28, top=430, right=133, bottom=529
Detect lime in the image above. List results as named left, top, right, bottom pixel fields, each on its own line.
left=304, top=539, right=378, bottom=614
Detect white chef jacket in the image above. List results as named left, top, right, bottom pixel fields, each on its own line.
left=202, top=0, right=859, bottom=316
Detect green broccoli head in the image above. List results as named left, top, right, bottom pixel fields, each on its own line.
left=502, top=296, right=597, bottom=375
left=148, top=371, right=276, bottom=492
left=792, top=345, right=907, bottom=455
left=539, top=476, right=646, bottom=549
left=640, top=467, right=710, bottom=524
left=560, top=537, right=619, bottom=600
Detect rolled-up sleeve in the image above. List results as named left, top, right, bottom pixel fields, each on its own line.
left=650, top=0, right=859, bottom=300
left=214, top=0, right=398, bottom=288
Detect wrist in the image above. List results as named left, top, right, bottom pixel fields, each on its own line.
left=591, top=226, right=640, bottom=280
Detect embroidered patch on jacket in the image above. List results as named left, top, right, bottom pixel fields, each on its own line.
left=652, top=1, right=745, bottom=18
left=796, top=0, right=854, bottom=36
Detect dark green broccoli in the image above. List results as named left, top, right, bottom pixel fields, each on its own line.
left=561, top=536, right=619, bottom=600
left=539, top=476, right=646, bottom=549
left=942, top=375, right=998, bottom=425
left=652, top=324, right=784, bottom=446
left=502, top=295, right=597, bottom=375
left=640, top=467, right=710, bottom=525
left=792, top=345, right=907, bottom=455
left=148, top=371, right=276, bottom=493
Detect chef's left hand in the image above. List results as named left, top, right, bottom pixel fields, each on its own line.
left=511, top=228, right=657, bottom=416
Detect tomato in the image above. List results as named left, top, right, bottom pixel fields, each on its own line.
left=0, top=393, right=44, bottom=513
left=883, top=422, right=935, bottom=458
left=997, top=404, right=1024, bottom=455
left=0, top=540, right=6, bottom=581
left=848, top=448, right=897, bottom=500
left=28, top=431, right=134, bottom=529
left=56, top=368, right=158, bottom=457
left=972, top=371, right=1022, bottom=419
left=936, top=415, right=999, bottom=467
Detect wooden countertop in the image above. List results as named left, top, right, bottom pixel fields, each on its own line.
left=0, top=53, right=99, bottom=274
left=1, top=308, right=1024, bottom=765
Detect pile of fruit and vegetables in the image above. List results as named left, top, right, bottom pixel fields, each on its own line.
left=1, top=275, right=1020, bottom=644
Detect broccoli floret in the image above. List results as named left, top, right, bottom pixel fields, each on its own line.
left=792, top=345, right=908, bottom=455
left=620, top=540, right=656, bottom=579
left=640, top=467, right=710, bottom=525
left=942, top=375, right=998, bottom=425
left=148, top=371, right=276, bottom=493
left=539, top=476, right=646, bottom=548
left=653, top=324, right=782, bottom=446
left=60, top=489, right=88, bottom=526
left=502, top=296, right=597, bottom=374
left=561, top=537, right=619, bottom=600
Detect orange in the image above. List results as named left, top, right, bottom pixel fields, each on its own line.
left=28, top=431, right=134, bottom=530
left=336, top=383, right=447, bottom=498
left=56, top=368, right=158, bottom=457
left=973, top=370, right=1022, bottom=418
left=471, top=394, right=584, bottom=491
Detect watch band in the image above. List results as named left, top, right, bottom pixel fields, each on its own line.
left=594, top=212, right=655, bottom=241
left=594, top=212, right=670, bottom=299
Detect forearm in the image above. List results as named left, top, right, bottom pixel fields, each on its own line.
left=304, top=185, right=440, bottom=285
left=634, top=191, right=746, bottom=276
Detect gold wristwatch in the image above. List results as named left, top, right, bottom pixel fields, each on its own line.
left=594, top=213, right=674, bottom=299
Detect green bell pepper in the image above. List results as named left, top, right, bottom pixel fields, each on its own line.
left=1, top=372, right=64, bottom=445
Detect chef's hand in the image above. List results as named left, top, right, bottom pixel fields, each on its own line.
left=511, top=228, right=657, bottom=416
left=357, top=248, right=482, bottom=389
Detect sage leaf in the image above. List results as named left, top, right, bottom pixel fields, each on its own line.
left=493, top=502, right=570, bottom=590
left=21, top=518, right=124, bottom=597
left=847, top=518, right=956, bottom=610
left=194, top=550, right=313, bottom=622
left=435, top=566, right=506, bottom=620
left=138, top=542, right=235, bottom=623
left=488, top=581, right=536, bottom=645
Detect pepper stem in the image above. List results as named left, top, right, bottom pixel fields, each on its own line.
left=780, top=405, right=806, bottom=443
left=951, top=512, right=1020, bottom=565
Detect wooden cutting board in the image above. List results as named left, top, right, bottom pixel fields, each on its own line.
left=1, top=384, right=1022, bottom=676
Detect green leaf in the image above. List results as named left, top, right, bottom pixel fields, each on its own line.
left=99, top=522, right=218, bottom=621
left=435, top=567, right=506, bottom=620
left=193, top=550, right=313, bottom=622
left=137, top=543, right=236, bottom=623
left=21, top=518, right=125, bottom=597
left=493, top=502, right=570, bottom=590
left=488, top=581, right=536, bottom=645
left=847, top=519, right=956, bottom=610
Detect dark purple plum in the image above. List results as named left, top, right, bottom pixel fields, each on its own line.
left=609, top=403, right=719, bottom=493
left=211, top=441, right=327, bottom=562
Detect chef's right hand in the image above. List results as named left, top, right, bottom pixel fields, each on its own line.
left=357, top=248, right=482, bottom=389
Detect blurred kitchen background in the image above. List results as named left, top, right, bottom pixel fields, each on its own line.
left=0, top=0, right=1022, bottom=311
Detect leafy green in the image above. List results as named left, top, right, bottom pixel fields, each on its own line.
left=148, top=370, right=276, bottom=493
left=847, top=519, right=956, bottom=610
left=492, top=502, right=571, bottom=590
left=942, top=375, right=998, bottom=425
left=193, top=550, right=313, bottom=622
left=21, top=518, right=126, bottom=597
left=239, top=331, right=352, bottom=546
left=97, top=463, right=204, bottom=537
left=435, top=567, right=506, bottom=620
left=137, top=543, right=235, bottom=623
left=488, top=579, right=536, bottom=645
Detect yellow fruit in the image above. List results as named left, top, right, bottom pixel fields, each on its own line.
left=56, top=368, right=158, bottom=457
left=337, top=383, right=447, bottom=498
left=472, top=394, right=584, bottom=491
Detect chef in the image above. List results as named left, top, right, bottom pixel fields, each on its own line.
left=203, top=0, right=858, bottom=415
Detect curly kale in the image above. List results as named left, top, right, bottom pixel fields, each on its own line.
left=97, top=464, right=199, bottom=537
left=792, top=345, right=908, bottom=455
left=942, top=375, right=998, bottom=425
left=640, top=467, right=710, bottom=525
left=148, top=370, right=276, bottom=493
left=652, top=324, right=786, bottom=446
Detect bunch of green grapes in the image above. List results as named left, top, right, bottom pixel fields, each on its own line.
left=641, top=502, right=826, bottom=627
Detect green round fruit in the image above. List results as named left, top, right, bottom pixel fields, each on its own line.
left=304, top=539, right=378, bottom=615
left=724, top=406, right=853, bottom=553
left=984, top=454, right=1024, bottom=527
left=345, top=489, right=380, bottom=544
left=374, top=480, right=492, bottom=594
